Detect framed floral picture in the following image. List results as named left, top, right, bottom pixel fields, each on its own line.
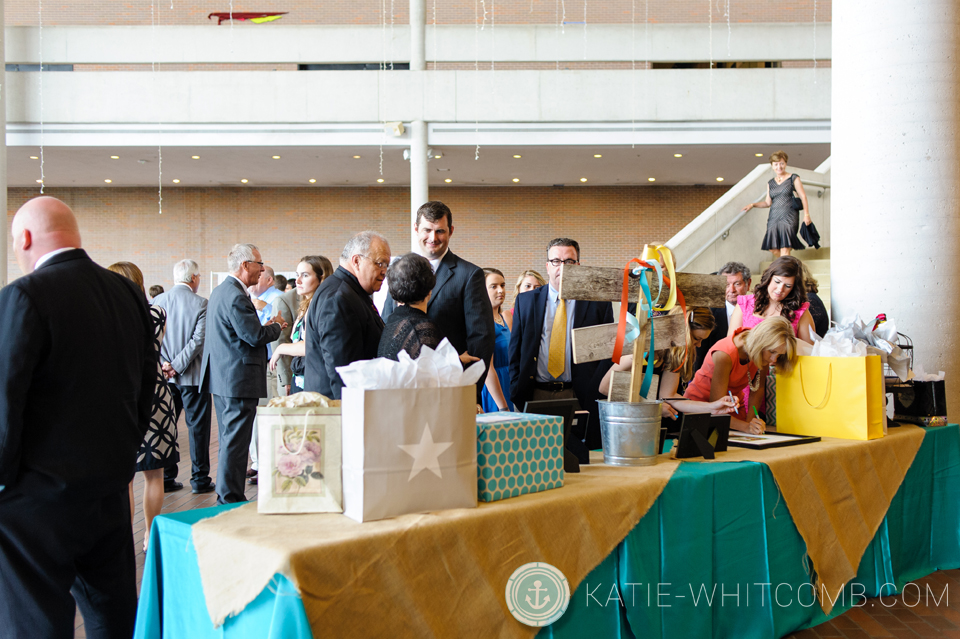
left=256, top=406, right=342, bottom=514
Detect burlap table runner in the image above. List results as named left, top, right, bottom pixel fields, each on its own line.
left=692, top=424, right=926, bottom=613
left=193, top=455, right=681, bottom=637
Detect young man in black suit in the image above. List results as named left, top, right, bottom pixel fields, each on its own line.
left=381, top=201, right=495, bottom=393
left=508, top=238, right=614, bottom=450
left=0, top=196, right=156, bottom=638
left=200, top=244, right=285, bottom=505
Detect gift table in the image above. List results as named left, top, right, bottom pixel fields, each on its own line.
left=134, top=425, right=960, bottom=639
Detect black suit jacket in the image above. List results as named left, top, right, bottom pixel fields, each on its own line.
left=0, top=249, right=156, bottom=498
left=508, top=285, right=614, bottom=449
left=305, top=266, right=385, bottom=399
left=694, top=306, right=729, bottom=376
left=382, top=251, right=495, bottom=376
left=200, top=276, right=282, bottom=399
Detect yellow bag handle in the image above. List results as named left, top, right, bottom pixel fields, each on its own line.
left=798, top=361, right=832, bottom=409
left=640, top=244, right=677, bottom=312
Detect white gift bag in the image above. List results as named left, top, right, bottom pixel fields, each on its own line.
left=256, top=406, right=343, bottom=514
left=341, top=386, right=478, bottom=523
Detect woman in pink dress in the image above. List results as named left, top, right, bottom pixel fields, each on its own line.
left=728, top=256, right=816, bottom=345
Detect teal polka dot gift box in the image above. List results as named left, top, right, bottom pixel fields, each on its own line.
left=475, top=412, right=564, bottom=503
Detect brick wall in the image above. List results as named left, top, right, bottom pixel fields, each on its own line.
left=6, top=0, right=831, bottom=26
left=6, top=184, right=727, bottom=307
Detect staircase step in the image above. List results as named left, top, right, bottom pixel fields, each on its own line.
left=759, top=258, right=830, bottom=276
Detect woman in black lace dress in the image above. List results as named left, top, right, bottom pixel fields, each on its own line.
left=107, top=261, right=179, bottom=552
left=742, top=150, right=811, bottom=258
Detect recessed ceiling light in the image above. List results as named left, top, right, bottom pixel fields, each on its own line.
left=512, top=178, right=520, bottom=183
left=29, top=156, right=38, bottom=160
left=309, top=178, right=316, bottom=183
left=593, top=154, right=602, bottom=158
left=353, top=155, right=361, bottom=159
left=104, top=179, right=112, bottom=183
left=377, top=178, right=384, bottom=183
left=272, top=155, right=281, bottom=160
left=755, top=153, right=763, bottom=157
left=580, top=178, right=588, bottom=182
left=716, top=177, right=724, bottom=182
left=240, top=179, right=249, bottom=184
left=648, top=177, right=656, bottom=182
left=172, top=179, right=180, bottom=183
left=444, top=178, right=452, bottom=183
left=673, top=154, right=682, bottom=158
left=192, top=155, right=200, bottom=159
left=434, top=155, right=442, bottom=159
left=513, top=155, right=522, bottom=159
left=110, top=155, right=120, bottom=159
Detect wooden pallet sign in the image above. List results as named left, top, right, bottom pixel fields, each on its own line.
left=571, top=314, right=686, bottom=365
left=558, top=264, right=727, bottom=308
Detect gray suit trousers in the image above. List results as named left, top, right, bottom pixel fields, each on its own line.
left=212, top=394, right=259, bottom=504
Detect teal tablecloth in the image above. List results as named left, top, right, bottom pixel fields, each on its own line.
left=134, top=425, right=960, bottom=639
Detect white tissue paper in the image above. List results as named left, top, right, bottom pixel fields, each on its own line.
left=336, top=338, right=486, bottom=390
left=912, top=364, right=945, bottom=382
left=813, top=315, right=913, bottom=381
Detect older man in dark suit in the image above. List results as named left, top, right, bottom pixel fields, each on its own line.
left=305, top=231, right=389, bottom=399
left=382, top=201, right=495, bottom=391
left=0, top=196, right=156, bottom=638
left=200, top=244, right=286, bottom=504
left=509, top=238, right=614, bottom=450
left=153, top=258, right=216, bottom=494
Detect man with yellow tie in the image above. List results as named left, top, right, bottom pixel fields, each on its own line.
left=508, top=238, right=615, bottom=450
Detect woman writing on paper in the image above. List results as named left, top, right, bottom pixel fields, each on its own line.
left=599, top=307, right=740, bottom=418
left=269, top=255, right=334, bottom=393
left=685, top=316, right=798, bottom=434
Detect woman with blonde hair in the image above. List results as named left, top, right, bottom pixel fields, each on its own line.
left=107, top=261, right=179, bottom=553
left=508, top=270, right=546, bottom=319
left=269, top=255, right=334, bottom=393
left=600, top=307, right=739, bottom=419
left=741, top=150, right=811, bottom=257
left=684, top=316, right=798, bottom=434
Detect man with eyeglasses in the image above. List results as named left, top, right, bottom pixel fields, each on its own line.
left=200, top=243, right=287, bottom=504
left=508, top=238, right=615, bottom=450
left=305, top=231, right=390, bottom=399
left=381, top=201, right=495, bottom=398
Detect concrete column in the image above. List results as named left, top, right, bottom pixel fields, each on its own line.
left=831, top=2, right=960, bottom=415
left=409, top=0, right=426, bottom=71
left=409, top=119, right=429, bottom=251
left=0, top=0, right=7, bottom=287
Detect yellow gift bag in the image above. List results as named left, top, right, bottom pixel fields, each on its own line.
left=776, top=355, right=885, bottom=441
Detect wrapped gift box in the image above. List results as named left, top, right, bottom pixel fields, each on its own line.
left=476, top=412, right=564, bottom=503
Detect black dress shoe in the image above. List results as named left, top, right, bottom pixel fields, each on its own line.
left=164, top=481, right=184, bottom=493
left=246, top=469, right=258, bottom=478
left=192, top=483, right=216, bottom=495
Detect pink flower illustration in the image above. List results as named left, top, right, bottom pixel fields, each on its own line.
left=300, top=441, right=323, bottom=464
left=277, top=454, right=306, bottom=478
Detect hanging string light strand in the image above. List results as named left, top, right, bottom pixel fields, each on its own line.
left=38, top=0, right=44, bottom=192
left=153, top=0, right=163, bottom=213
left=474, top=0, right=481, bottom=160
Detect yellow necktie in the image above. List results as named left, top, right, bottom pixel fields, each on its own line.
left=547, top=298, right=567, bottom=378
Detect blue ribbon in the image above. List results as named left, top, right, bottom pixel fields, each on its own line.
left=637, top=268, right=655, bottom=400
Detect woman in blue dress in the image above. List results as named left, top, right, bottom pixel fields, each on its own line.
left=480, top=268, right=514, bottom=412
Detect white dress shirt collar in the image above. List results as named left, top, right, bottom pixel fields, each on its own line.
left=34, top=247, right=77, bottom=270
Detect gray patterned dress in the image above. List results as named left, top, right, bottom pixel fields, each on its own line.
left=761, top=173, right=805, bottom=251
left=136, top=306, right=180, bottom=471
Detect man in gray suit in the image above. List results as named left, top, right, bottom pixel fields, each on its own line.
left=153, top=259, right=215, bottom=494
left=200, top=244, right=286, bottom=504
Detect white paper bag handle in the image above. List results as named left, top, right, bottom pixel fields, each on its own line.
left=279, top=410, right=316, bottom=456
left=798, top=361, right=832, bottom=410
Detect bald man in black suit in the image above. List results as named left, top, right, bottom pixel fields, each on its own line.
left=0, top=197, right=156, bottom=639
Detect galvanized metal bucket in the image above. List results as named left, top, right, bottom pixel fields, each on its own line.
left=597, top=400, right=662, bottom=466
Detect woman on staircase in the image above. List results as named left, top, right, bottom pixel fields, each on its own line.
left=741, top=150, right=812, bottom=258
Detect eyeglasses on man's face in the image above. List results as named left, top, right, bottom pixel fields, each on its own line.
left=361, top=254, right=390, bottom=270
left=244, top=260, right=264, bottom=267
left=547, top=258, right=579, bottom=267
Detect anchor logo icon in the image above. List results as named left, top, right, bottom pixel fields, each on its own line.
left=525, top=580, right=551, bottom=610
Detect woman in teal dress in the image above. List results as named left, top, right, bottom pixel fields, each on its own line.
left=481, top=268, right=514, bottom=412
